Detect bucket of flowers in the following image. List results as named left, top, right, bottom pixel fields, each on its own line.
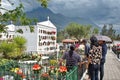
left=32, top=63, right=42, bottom=80
left=58, top=66, right=67, bottom=79
left=48, top=66, right=57, bottom=79
left=41, top=72, right=50, bottom=80
left=32, top=63, right=42, bottom=74
left=11, top=67, right=26, bottom=79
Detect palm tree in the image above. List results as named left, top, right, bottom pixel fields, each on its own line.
left=0, top=41, right=16, bottom=58
left=13, top=36, right=27, bottom=55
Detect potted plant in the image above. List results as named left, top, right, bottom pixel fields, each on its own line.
left=51, top=36, right=56, bottom=40
left=58, top=66, right=67, bottom=79
left=32, top=63, right=42, bottom=74
left=41, top=72, right=50, bottom=80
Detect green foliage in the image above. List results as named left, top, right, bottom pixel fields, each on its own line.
left=65, top=22, right=92, bottom=41
left=0, top=4, right=24, bottom=23
left=107, top=24, right=116, bottom=39
left=49, top=59, right=57, bottom=66
left=0, top=41, right=16, bottom=58
left=16, top=29, right=23, bottom=34
left=13, top=36, right=26, bottom=50
left=100, top=24, right=120, bottom=40
left=57, top=30, right=69, bottom=42
left=100, top=24, right=107, bottom=35
left=0, top=0, right=49, bottom=32
left=0, top=59, right=21, bottom=79
left=38, top=0, right=49, bottom=8
left=92, top=27, right=99, bottom=35
left=29, top=25, right=35, bottom=32
left=0, top=24, right=7, bottom=33
left=0, top=59, right=18, bottom=68
left=0, top=36, right=27, bottom=59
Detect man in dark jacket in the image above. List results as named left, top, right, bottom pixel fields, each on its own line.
left=99, top=41, right=107, bottom=80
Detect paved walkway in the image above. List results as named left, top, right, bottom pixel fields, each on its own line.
left=82, top=49, right=120, bottom=80
left=103, top=50, right=120, bottom=80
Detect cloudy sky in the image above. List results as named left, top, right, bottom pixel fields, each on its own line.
left=48, top=0, right=120, bottom=24
left=1, top=0, right=120, bottom=25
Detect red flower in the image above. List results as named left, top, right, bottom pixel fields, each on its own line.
left=32, top=64, right=42, bottom=70
left=16, top=69, right=26, bottom=79
left=58, top=66, right=67, bottom=73
left=50, top=66, right=55, bottom=70
left=41, top=72, right=49, bottom=77
left=21, top=75, right=26, bottom=79
left=52, top=31, right=56, bottom=34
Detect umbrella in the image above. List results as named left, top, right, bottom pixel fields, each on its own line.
left=95, top=35, right=112, bottom=43
left=62, top=39, right=75, bottom=43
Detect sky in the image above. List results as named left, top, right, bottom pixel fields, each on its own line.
left=1, top=0, right=120, bottom=25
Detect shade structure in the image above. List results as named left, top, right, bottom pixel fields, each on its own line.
left=62, top=39, right=75, bottom=43
left=95, top=35, right=112, bottom=43
left=117, top=43, right=120, bottom=46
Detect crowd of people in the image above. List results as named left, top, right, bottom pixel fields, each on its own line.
left=59, top=35, right=108, bottom=80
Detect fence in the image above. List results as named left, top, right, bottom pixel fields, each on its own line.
left=0, top=61, right=22, bottom=80
left=66, top=66, right=78, bottom=80
left=0, top=61, right=86, bottom=80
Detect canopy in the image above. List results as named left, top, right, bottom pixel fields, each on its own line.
left=117, top=43, right=120, bottom=46
left=95, top=35, right=112, bottom=43
left=62, top=39, right=75, bottom=43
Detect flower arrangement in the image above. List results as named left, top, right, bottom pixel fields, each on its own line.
left=41, top=72, right=50, bottom=80
left=32, top=54, right=42, bottom=62
left=78, top=44, right=85, bottom=54
left=11, top=68, right=26, bottom=79
left=20, top=53, right=42, bottom=61
left=51, top=31, right=56, bottom=34
left=51, top=36, right=56, bottom=40
left=0, top=77, right=3, bottom=80
left=48, top=66, right=57, bottom=75
left=58, top=66, right=67, bottom=76
left=32, top=63, right=42, bottom=74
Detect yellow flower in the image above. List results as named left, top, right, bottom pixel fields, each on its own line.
left=15, top=68, right=20, bottom=73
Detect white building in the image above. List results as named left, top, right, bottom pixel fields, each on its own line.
left=0, top=23, right=15, bottom=40
left=0, top=17, right=57, bottom=54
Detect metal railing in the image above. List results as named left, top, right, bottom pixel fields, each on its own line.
left=66, top=66, right=78, bottom=80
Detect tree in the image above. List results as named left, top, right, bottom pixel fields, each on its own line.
left=0, top=41, right=16, bottom=58
left=92, top=27, right=99, bottom=35
left=107, top=24, right=116, bottom=39
left=0, top=0, right=49, bottom=32
left=13, top=36, right=27, bottom=54
left=65, top=22, right=92, bottom=42
left=57, top=30, right=66, bottom=42
left=100, top=24, right=118, bottom=40
left=100, top=24, right=107, bottom=35
left=0, top=36, right=27, bottom=59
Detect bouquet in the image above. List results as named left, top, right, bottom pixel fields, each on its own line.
left=48, top=66, right=58, bottom=75
left=41, top=72, right=50, bottom=80
left=11, top=68, right=26, bottom=79
left=58, top=66, right=67, bottom=76
left=32, top=63, right=42, bottom=74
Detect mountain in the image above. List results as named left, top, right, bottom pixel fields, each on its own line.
left=26, top=7, right=99, bottom=31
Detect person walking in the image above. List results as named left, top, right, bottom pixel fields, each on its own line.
left=99, top=41, right=107, bottom=80
left=59, top=44, right=81, bottom=71
left=88, top=36, right=102, bottom=80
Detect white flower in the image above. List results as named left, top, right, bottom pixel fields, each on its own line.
left=78, top=44, right=85, bottom=51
